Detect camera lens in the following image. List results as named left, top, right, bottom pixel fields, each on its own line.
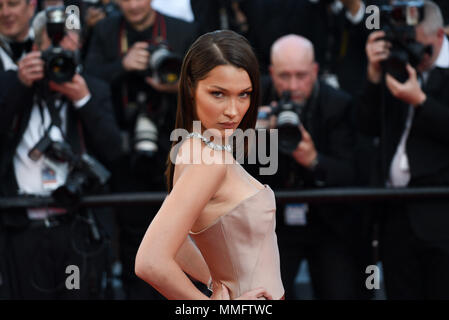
left=46, top=51, right=77, bottom=83
left=148, top=46, right=182, bottom=84
left=277, top=111, right=303, bottom=155
left=134, top=113, right=159, bottom=157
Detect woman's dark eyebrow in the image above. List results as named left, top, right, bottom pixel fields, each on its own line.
left=209, top=85, right=253, bottom=92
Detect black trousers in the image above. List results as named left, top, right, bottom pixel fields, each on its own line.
left=113, top=154, right=166, bottom=300
left=380, top=208, right=449, bottom=300
left=117, top=203, right=165, bottom=300
left=4, top=215, right=109, bottom=299
left=278, top=227, right=370, bottom=300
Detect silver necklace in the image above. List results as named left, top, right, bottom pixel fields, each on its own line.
left=186, top=132, right=232, bottom=152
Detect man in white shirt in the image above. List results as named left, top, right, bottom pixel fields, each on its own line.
left=0, top=7, right=121, bottom=299
left=358, top=0, right=449, bottom=299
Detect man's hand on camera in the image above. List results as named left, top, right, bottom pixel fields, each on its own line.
left=386, top=64, right=427, bottom=108
left=49, top=74, right=91, bottom=103
left=292, top=125, right=318, bottom=169
left=145, top=76, right=178, bottom=93
left=17, top=51, right=44, bottom=87
left=122, top=41, right=150, bottom=72
left=366, top=30, right=391, bottom=84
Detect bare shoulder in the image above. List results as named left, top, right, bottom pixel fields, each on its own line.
left=173, top=137, right=231, bottom=189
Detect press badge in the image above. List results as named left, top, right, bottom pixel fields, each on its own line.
left=41, top=158, right=67, bottom=191
left=284, top=203, right=308, bottom=226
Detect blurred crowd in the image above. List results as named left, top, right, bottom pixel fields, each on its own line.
left=1, top=0, right=449, bottom=300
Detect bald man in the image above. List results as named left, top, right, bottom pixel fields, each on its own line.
left=250, top=34, right=367, bottom=300
left=269, top=35, right=318, bottom=106
left=269, top=35, right=320, bottom=169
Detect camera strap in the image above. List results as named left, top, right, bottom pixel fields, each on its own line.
left=119, top=12, right=166, bottom=55
left=36, top=92, right=68, bottom=141
left=34, top=95, right=87, bottom=159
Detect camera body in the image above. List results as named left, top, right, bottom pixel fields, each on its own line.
left=266, top=91, right=304, bottom=155
left=83, top=0, right=118, bottom=17
left=28, top=135, right=111, bottom=204
left=83, top=0, right=103, bottom=9
left=41, top=47, right=78, bottom=83
left=53, top=152, right=111, bottom=204
left=380, top=0, right=432, bottom=81
left=143, top=42, right=183, bottom=84
left=41, top=6, right=79, bottom=83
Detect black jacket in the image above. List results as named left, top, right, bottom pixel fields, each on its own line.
left=357, top=65, right=449, bottom=242
left=247, top=78, right=357, bottom=243
left=0, top=70, right=122, bottom=224
left=83, top=12, right=197, bottom=190
left=286, top=0, right=373, bottom=95
left=83, top=11, right=197, bottom=133
left=84, top=12, right=197, bottom=84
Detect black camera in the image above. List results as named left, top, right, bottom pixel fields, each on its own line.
left=270, top=91, right=304, bottom=155
left=82, top=0, right=119, bottom=17
left=28, top=135, right=111, bottom=204
left=41, top=6, right=79, bottom=83
left=380, top=0, right=432, bottom=81
left=83, top=0, right=102, bottom=9
left=53, top=152, right=111, bottom=204
left=144, top=43, right=183, bottom=84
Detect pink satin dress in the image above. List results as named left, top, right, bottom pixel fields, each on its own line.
left=189, top=185, right=285, bottom=300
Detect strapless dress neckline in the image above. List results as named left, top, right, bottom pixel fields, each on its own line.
left=188, top=183, right=284, bottom=299
left=189, top=184, right=271, bottom=235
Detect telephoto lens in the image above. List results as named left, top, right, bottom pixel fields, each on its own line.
left=134, top=113, right=159, bottom=158
left=274, top=91, right=303, bottom=154
left=146, top=44, right=183, bottom=84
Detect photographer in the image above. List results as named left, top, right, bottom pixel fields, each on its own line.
left=358, top=0, right=449, bottom=299
left=248, top=34, right=362, bottom=299
left=84, top=0, right=197, bottom=299
left=0, top=8, right=122, bottom=299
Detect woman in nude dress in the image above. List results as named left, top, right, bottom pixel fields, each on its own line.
left=135, top=30, right=284, bottom=300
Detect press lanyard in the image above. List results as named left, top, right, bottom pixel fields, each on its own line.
left=36, top=96, right=87, bottom=154
left=37, top=95, right=67, bottom=141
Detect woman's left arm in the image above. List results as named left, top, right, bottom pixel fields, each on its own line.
left=176, top=236, right=210, bottom=286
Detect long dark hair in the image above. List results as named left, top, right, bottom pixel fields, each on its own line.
left=165, top=30, right=260, bottom=192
